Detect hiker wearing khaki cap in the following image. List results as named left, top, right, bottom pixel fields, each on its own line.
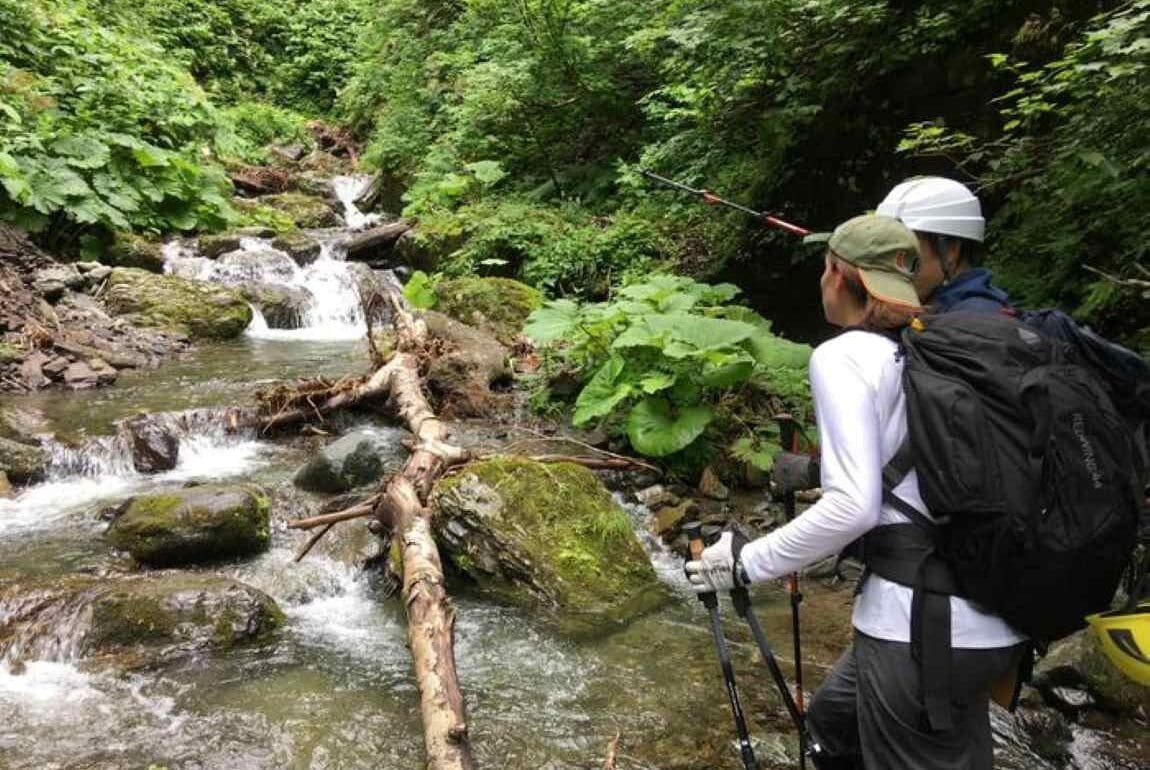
left=687, top=214, right=1025, bottom=770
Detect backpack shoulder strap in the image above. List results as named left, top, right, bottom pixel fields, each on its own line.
left=882, top=438, right=938, bottom=530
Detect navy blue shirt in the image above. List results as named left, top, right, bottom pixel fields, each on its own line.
left=929, top=268, right=1011, bottom=314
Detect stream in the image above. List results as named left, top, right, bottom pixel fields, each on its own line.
left=0, top=177, right=1142, bottom=770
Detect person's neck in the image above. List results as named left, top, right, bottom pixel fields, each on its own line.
left=837, top=303, right=867, bottom=328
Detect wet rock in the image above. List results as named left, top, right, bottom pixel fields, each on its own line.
left=298, top=149, right=347, bottom=176
left=432, top=458, right=668, bottom=635
left=269, top=143, right=306, bottom=163
left=42, top=355, right=70, bottom=378
left=103, top=268, right=252, bottom=341
left=1034, top=629, right=1150, bottom=717
left=344, top=221, right=412, bottom=265
left=651, top=499, right=696, bottom=539
left=213, top=248, right=299, bottom=287
left=423, top=310, right=511, bottom=417
left=240, top=283, right=310, bottom=329
left=105, top=232, right=164, bottom=273
left=77, top=262, right=113, bottom=283
left=435, top=277, right=542, bottom=346
left=229, top=165, right=291, bottom=196
left=698, top=466, right=731, bottom=501
left=0, top=572, right=283, bottom=662
left=258, top=192, right=341, bottom=228
left=635, top=484, right=680, bottom=509
left=293, top=427, right=409, bottom=494
left=0, top=436, right=46, bottom=484
left=106, top=485, right=272, bottom=567
left=198, top=233, right=242, bottom=259
left=271, top=231, right=322, bottom=267
left=354, top=170, right=406, bottom=216
left=62, top=360, right=106, bottom=389
left=122, top=415, right=179, bottom=473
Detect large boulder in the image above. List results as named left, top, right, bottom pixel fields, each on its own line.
left=293, top=427, right=410, bottom=494
left=258, top=192, right=341, bottom=229
left=105, top=232, right=165, bottom=273
left=103, top=268, right=252, bottom=341
left=435, top=277, right=542, bottom=345
left=106, top=485, right=271, bottom=566
left=198, top=233, right=242, bottom=259
left=0, top=572, right=282, bottom=662
left=432, top=458, right=668, bottom=635
left=422, top=310, right=510, bottom=417
left=0, top=436, right=46, bottom=484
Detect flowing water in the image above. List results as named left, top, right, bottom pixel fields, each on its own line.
left=0, top=180, right=1141, bottom=770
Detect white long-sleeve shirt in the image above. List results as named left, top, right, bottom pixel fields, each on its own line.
left=741, top=330, right=1023, bottom=649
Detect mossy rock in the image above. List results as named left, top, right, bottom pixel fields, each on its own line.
left=198, top=233, right=243, bottom=259
left=107, top=485, right=271, bottom=567
left=434, top=277, right=542, bottom=345
left=105, top=232, right=165, bottom=273
left=258, top=192, right=341, bottom=229
left=432, top=458, right=668, bottom=635
left=0, top=436, right=46, bottom=485
left=231, top=198, right=298, bottom=233
left=0, top=342, right=24, bottom=364
left=0, top=572, right=282, bottom=660
left=271, top=231, right=322, bottom=266
left=103, top=268, right=252, bottom=341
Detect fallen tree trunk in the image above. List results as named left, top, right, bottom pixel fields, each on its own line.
left=370, top=287, right=477, bottom=770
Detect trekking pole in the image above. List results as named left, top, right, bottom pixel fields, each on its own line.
left=684, top=521, right=758, bottom=770
left=774, top=416, right=808, bottom=769
left=729, top=587, right=823, bottom=767
left=639, top=169, right=812, bottom=238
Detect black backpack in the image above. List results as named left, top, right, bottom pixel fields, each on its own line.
left=859, top=310, right=1146, bottom=729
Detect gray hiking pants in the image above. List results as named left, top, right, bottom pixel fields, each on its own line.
left=807, top=631, right=1024, bottom=770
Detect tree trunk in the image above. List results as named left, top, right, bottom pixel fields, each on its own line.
left=372, top=288, right=477, bottom=770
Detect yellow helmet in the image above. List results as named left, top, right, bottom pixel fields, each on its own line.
left=1086, top=597, right=1150, bottom=686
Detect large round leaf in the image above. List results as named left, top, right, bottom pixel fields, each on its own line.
left=626, top=397, right=714, bottom=457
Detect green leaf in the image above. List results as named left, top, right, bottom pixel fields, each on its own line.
left=745, top=329, right=812, bottom=369
left=639, top=371, right=677, bottom=394
left=464, top=160, right=507, bottom=186
left=52, top=134, right=110, bottom=169
left=403, top=270, right=438, bottom=309
left=700, top=355, right=755, bottom=387
left=524, top=299, right=581, bottom=343
left=573, top=356, right=631, bottom=425
left=626, top=397, right=714, bottom=457
left=668, top=314, right=757, bottom=352
left=730, top=434, right=783, bottom=472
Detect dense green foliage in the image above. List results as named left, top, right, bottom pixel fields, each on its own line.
left=344, top=0, right=1146, bottom=343
left=903, top=1, right=1150, bottom=345
left=0, top=0, right=363, bottom=248
left=525, top=275, right=811, bottom=468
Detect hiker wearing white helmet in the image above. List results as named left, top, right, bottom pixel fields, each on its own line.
left=876, top=177, right=1011, bottom=313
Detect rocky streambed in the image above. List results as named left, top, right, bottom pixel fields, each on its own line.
left=0, top=174, right=1145, bottom=770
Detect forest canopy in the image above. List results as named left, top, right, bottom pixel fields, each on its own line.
left=1, top=0, right=1147, bottom=346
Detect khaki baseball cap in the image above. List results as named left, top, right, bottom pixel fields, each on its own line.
left=826, top=214, right=922, bottom=309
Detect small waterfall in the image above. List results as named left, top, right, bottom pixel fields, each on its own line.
left=332, top=175, right=382, bottom=231
left=0, top=410, right=268, bottom=534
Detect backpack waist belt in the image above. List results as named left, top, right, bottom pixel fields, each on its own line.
left=860, top=521, right=965, bottom=732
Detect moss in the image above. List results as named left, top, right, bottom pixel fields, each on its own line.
left=103, top=268, right=253, bottom=340
left=89, top=590, right=179, bottom=647
left=231, top=198, right=298, bottom=233
left=107, top=486, right=271, bottom=567
left=434, top=277, right=543, bottom=345
left=258, top=192, right=341, bottom=229
left=0, top=343, right=25, bottom=364
left=106, top=232, right=164, bottom=273
left=434, top=458, right=667, bottom=633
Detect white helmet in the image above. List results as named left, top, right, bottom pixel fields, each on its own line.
left=876, top=177, right=985, bottom=243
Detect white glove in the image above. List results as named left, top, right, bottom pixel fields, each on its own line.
left=684, top=531, right=749, bottom=593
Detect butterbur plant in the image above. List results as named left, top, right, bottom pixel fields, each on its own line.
left=524, top=275, right=812, bottom=466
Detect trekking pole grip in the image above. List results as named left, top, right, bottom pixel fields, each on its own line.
left=684, top=520, right=705, bottom=560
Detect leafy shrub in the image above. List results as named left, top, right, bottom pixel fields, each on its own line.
left=0, top=0, right=234, bottom=243
left=524, top=274, right=811, bottom=466
left=215, top=102, right=313, bottom=164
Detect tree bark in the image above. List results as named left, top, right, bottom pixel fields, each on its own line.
left=371, top=287, right=477, bottom=770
